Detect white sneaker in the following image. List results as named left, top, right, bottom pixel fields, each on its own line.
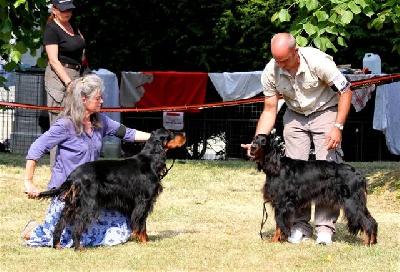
left=287, top=229, right=310, bottom=244
left=316, top=232, right=332, bottom=245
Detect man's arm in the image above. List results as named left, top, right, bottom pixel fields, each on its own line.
left=241, top=93, right=280, bottom=155
left=255, top=93, right=280, bottom=135
left=335, top=88, right=352, bottom=126
left=325, top=87, right=352, bottom=150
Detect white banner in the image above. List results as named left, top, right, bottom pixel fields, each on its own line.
left=163, top=112, right=184, bottom=131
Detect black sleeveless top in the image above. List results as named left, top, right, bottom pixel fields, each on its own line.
left=43, top=20, right=86, bottom=65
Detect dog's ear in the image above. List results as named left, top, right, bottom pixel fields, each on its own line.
left=266, top=154, right=281, bottom=176
left=264, top=134, right=283, bottom=175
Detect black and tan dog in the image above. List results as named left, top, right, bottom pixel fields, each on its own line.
left=251, top=133, right=377, bottom=246
left=39, top=128, right=186, bottom=250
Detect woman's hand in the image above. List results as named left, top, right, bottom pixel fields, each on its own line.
left=24, top=180, right=39, bottom=199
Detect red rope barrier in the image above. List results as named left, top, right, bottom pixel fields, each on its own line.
left=0, top=97, right=266, bottom=112
left=1, top=74, right=399, bottom=112
left=349, top=73, right=400, bottom=90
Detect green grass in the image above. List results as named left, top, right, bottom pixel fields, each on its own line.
left=0, top=153, right=399, bottom=271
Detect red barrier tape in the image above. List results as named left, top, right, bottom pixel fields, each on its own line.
left=0, top=96, right=266, bottom=112
left=1, top=74, right=399, bottom=112
left=349, top=73, right=400, bottom=90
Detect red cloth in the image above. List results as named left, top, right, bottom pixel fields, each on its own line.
left=124, top=71, right=208, bottom=112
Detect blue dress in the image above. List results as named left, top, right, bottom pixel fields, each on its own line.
left=24, top=114, right=137, bottom=248
left=25, top=198, right=132, bottom=248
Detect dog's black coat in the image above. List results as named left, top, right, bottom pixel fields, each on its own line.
left=251, top=134, right=377, bottom=245
left=39, top=128, right=186, bottom=250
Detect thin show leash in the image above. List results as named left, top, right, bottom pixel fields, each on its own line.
left=159, top=158, right=176, bottom=180
left=260, top=201, right=269, bottom=240
left=139, top=157, right=177, bottom=203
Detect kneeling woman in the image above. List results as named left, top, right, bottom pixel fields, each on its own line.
left=22, top=74, right=150, bottom=248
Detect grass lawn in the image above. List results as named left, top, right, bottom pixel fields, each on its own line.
left=0, top=153, right=399, bottom=271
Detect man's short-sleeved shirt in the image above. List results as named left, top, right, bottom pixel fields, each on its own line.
left=261, top=47, right=348, bottom=116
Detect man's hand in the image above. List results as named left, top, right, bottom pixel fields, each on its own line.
left=241, top=143, right=254, bottom=158
left=325, top=126, right=342, bottom=150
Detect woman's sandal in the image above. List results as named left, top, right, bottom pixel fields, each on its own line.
left=20, top=220, right=38, bottom=240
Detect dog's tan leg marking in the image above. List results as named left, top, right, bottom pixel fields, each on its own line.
left=55, top=242, right=62, bottom=250
left=371, top=233, right=377, bottom=244
left=138, top=230, right=148, bottom=244
left=364, top=232, right=377, bottom=246
left=270, top=228, right=282, bottom=243
left=132, top=229, right=148, bottom=244
left=363, top=232, right=369, bottom=245
left=73, top=242, right=85, bottom=252
left=132, top=230, right=140, bottom=241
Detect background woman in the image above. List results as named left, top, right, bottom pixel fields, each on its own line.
left=43, top=0, right=87, bottom=166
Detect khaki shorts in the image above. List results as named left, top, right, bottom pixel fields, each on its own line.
left=45, top=65, right=80, bottom=124
left=283, top=107, right=343, bottom=163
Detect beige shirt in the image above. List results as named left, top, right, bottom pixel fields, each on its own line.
left=261, top=47, right=345, bottom=116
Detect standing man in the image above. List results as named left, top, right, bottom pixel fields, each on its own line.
left=242, top=33, right=352, bottom=245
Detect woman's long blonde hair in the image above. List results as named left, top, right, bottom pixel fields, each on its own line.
left=59, top=74, right=104, bottom=135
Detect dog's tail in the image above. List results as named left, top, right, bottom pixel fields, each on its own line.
left=38, top=187, right=62, bottom=198
left=38, top=179, right=72, bottom=199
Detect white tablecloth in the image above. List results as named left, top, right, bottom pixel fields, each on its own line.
left=373, top=81, right=400, bottom=155
left=345, top=74, right=384, bottom=112
left=208, top=71, right=263, bottom=101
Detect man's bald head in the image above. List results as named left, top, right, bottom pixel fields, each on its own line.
left=271, top=33, right=296, bottom=57
left=270, top=33, right=299, bottom=71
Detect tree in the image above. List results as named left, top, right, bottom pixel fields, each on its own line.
left=1, top=0, right=399, bottom=85
left=74, top=0, right=230, bottom=73
left=271, top=0, right=400, bottom=55
left=0, top=0, right=48, bottom=87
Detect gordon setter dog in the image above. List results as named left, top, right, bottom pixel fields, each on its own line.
left=251, top=133, right=377, bottom=246
left=38, top=128, right=186, bottom=250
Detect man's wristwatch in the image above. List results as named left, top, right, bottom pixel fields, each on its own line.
left=334, top=123, right=344, bottom=130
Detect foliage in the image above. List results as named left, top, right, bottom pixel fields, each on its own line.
left=211, top=0, right=292, bottom=71
left=72, top=0, right=228, bottom=73
left=1, top=0, right=399, bottom=86
left=72, top=0, right=293, bottom=74
left=0, top=0, right=48, bottom=72
left=72, top=0, right=400, bottom=74
left=271, top=0, right=400, bottom=55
